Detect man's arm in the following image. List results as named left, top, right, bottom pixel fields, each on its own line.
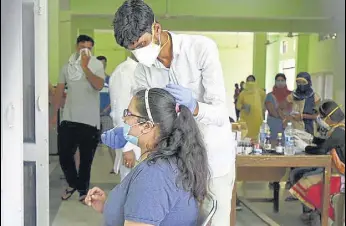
left=51, top=67, right=66, bottom=125
left=83, top=67, right=104, bottom=90
left=194, top=39, right=228, bottom=126
left=53, top=84, right=65, bottom=113
left=81, top=53, right=105, bottom=90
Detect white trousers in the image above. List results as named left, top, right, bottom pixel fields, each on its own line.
left=113, top=149, right=132, bottom=181
left=201, top=165, right=235, bottom=226
left=209, top=172, right=235, bottom=226
left=113, top=149, right=123, bottom=174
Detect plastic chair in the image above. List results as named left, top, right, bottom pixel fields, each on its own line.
left=197, top=193, right=217, bottom=226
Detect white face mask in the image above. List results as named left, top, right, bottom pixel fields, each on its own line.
left=131, top=40, right=160, bottom=67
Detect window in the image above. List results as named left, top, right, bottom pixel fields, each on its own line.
left=279, top=59, right=296, bottom=91
left=280, top=41, right=288, bottom=54
left=311, top=72, right=334, bottom=100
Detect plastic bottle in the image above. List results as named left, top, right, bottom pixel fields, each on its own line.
left=259, top=120, right=269, bottom=147
left=284, top=122, right=295, bottom=155
left=264, top=130, right=272, bottom=150
left=276, top=133, right=284, bottom=154
left=237, top=142, right=244, bottom=155
left=245, top=142, right=253, bottom=155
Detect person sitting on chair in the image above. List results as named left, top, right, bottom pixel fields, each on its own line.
left=290, top=100, right=345, bottom=225
left=85, top=88, right=211, bottom=226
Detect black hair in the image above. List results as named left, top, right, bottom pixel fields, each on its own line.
left=76, top=35, right=94, bottom=46
left=246, top=75, right=256, bottom=82
left=319, top=100, right=345, bottom=122
left=275, top=73, right=286, bottom=81
left=96, top=56, right=107, bottom=62
left=229, top=117, right=235, bottom=123
left=134, top=88, right=210, bottom=203
left=113, top=0, right=155, bottom=49
left=235, top=83, right=239, bottom=88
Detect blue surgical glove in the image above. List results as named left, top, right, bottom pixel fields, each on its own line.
left=101, top=127, right=127, bottom=149
left=165, top=84, right=197, bottom=113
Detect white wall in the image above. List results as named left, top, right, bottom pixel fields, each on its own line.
left=177, top=32, right=254, bottom=120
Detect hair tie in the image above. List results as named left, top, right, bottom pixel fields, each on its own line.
left=175, top=104, right=180, bottom=113
left=145, top=89, right=154, bottom=122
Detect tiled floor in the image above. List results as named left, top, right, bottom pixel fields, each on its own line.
left=49, top=147, right=307, bottom=226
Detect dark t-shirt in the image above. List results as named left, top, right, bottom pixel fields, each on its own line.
left=306, top=127, right=345, bottom=163
left=103, top=159, right=198, bottom=226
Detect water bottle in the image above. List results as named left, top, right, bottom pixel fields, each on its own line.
left=284, top=122, right=295, bottom=155
left=259, top=120, right=269, bottom=147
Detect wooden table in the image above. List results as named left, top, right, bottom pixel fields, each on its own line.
left=230, top=154, right=332, bottom=226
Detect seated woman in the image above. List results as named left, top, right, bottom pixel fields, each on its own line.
left=85, top=88, right=210, bottom=226
left=290, top=100, right=345, bottom=225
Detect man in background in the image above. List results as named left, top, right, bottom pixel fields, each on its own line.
left=234, top=83, right=241, bottom=121
left=98, top=56, right=112, bottom=116
left=52, top=35, right=105, bottom=202
left=96, top=56, right=110, bottom=85
left=97, top=55, right=115, bottom=173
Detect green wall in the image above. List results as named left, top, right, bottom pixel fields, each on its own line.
left=93, top=31, right=128, bottom=75
left=48, top=0, right=60, bottom=84
left=307, top=34, right=336, bottom=74
left=253, top=33, right=267, bottom=89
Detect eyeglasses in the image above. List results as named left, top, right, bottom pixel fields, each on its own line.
left=123, top=109, right=148, bottom=121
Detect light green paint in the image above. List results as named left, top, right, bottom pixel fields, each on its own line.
left=306, top=34, right=343, bottom=102
left=59, top=12, right=72, bottom=84
left=69, top=0, right=324, bottom=19
left=70, top=15, right=331, bottom=33
left=307, top=34, right=336, bottom=74
left=93, top=31, right=127, bottom=75
left=296, top=35, right=310, bottom=73
left=48, top=0, right=60, bottom=84
left=253, top=33, right=267, bottom=89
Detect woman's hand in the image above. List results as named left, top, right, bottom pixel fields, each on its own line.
left=291, top=113, right=302, bottom=121
left=85, top=187, right=107, bottom=213
left=123, top=150, right=136, bottom=168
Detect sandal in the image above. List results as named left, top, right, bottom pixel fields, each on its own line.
left=61, top=188, right=77, bottom=200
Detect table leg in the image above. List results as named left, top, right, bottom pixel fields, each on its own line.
left=230, top=182, right=237, bottom=226
left=273, top=182, right=280, bottom=213
left=321, top=165, right=331, bottom=226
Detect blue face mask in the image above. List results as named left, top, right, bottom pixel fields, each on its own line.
left=123, top=123, right=140, bottom=146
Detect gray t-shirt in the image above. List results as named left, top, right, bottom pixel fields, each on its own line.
left=59, top=56, right=105, bottom=128
left=103, top=159, right=198, bottom=226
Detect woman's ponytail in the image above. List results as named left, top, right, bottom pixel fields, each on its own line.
left=171, top=105, right=210, bottom=202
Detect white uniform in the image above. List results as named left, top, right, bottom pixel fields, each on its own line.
left=134, top=32, right=236, bottom=226
left=109, top=57, right=141, bottom=180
